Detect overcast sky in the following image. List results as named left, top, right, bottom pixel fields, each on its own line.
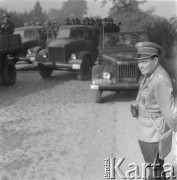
left=0, top=0, right=176, bottom=19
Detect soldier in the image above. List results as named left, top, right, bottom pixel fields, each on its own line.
left=89, top=18, right=95, bottom=26
left=131, top=42, right=177, bottom=180
left=108, top=18, right=119, bottom=32
left=1, top=13, right=14, bottom=34
left=64, top=18, right=71, bottom=25
left=71, top=18, right=76, bottom=25
left=115, top=21, right=121, bottom=32
left=84, top=17, right=90, bottom=25
left=75, top=18, right=81, bottom=25
left=30, top=21, right=35, bottom=26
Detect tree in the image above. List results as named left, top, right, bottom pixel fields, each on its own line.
left=47, top=9, right=60, bottom=23
left=59, top=0, right=87, bottom=21
left=30, top=1, right=46, bottom=24
left=96, top=0, right=150, bottom=31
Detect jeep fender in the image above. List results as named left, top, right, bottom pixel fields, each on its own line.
left=37, top=49, right=48, bottom=61
left=92, top=65, right=104, bottom=80
left=31, top=46, right=43, bottom=54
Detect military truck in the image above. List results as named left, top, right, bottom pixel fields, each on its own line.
left=0, top=34, right=22, bottom=85
left=36, top=24, right=99, bottom=80
left=14, top=26, right=47, bottom=63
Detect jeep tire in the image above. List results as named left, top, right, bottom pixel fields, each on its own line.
left=77, top=57, right=91, bottom=81
left=38, top=63, right=53, bottom=78
left=95, top=90, right=102, bottom=103
left=1, top=57, right=16, bottom=85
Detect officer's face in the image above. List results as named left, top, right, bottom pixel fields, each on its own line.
left=137, top=57, right=158, bottom=76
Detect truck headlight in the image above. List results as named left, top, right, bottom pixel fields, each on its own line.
left=27, top=49, right=33, bottom=54
left=102, top=72, right=111, bottom=80
left=71, top=53, right=77, bottom=60
left=42, top=53, right=48, bottom=59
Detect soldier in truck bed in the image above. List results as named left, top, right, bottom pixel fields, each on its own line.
left=1, top=13, right=14, bottom=34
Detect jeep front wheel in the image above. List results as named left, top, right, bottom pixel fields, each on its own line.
left=77, top=57, right=91, bottom=81
left=95, top=90, right=102, bottom=103
left=1, top=57, right=16, bottom=85
left=38, top=64, right=53, bottom=78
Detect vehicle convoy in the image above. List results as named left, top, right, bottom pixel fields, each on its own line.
left=14, top=26, right=47, bottom=63
left=0, top=34, right=22, bottom=85
left=91, top=31, right=149, bottom=103
left=36, top=24, right=99, bottom=80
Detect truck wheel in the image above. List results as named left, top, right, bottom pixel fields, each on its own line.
left=38, top=64, right=53, bottom=78
left=77, top=57, right=91, bottom=81
left=95, top=90, right=102, bottom=103
left=1, top=58, right=16, bottom=85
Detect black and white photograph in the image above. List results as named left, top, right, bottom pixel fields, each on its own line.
left=0, top=0, right=177, bottom=179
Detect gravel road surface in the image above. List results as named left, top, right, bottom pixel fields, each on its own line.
left=0, top=68, right=176, bottom=180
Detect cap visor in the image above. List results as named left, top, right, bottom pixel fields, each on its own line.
left=135, top=53, right=154, bottom=60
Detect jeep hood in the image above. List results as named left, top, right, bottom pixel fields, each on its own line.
left=101, top=49, right=137, bottom=62
left=48, top=38, right=83, bottom=48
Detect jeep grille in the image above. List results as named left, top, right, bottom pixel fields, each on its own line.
left=117, top=63, right=138, bottom=84
left=48, top=47, right=65, bottom=63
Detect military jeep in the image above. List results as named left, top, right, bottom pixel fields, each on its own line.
left=91, top=31, right=149, bottom=103
left=25, top=28, right=56, bottom=64
left=36, top=25, right=99, bottom=80
left=14, top=26, right=47, bottom=63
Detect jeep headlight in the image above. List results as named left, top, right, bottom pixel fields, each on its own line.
left=42, top=53, right=48, bottom=59
left=71, top=53, right=77, bottom=60
left=102, top=72, right=111, bottom=80
left=27, top=49, right=33, bottom=54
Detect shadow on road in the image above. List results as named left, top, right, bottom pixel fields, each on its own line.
left=101, top=90, right=138, bottom=103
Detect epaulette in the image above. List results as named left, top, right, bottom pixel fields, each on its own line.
left=157, top=73, right=164, bottom=79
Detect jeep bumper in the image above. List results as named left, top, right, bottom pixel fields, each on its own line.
left=38, top=62, right=81, bottom=70
left=91, top=81, right=139, bottom=90
left=19, top=56, right=36, bottom=63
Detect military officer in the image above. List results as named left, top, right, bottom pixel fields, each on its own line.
left=132, top=42, right=177, bottom=180
left=1, top=13, right=14, bottom=34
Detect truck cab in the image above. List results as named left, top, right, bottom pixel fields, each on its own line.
left=37, top=25, right=99, bottom=80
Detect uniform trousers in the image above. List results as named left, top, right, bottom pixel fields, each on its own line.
left=138, top=140, right=166, bottom=180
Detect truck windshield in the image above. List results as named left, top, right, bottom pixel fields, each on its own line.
left=103, top=32, right=148, bottom=48
left=14, top=29, right=37, bottom=38
left=57, top=28, right=84, bottom=39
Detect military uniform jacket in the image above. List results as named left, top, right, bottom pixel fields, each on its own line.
left=1, top=21, right=14, bottom=34
left=136, top=64, right=177, bottom=142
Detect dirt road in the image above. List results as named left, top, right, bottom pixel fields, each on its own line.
left=0, top=70, right=176, bottom=180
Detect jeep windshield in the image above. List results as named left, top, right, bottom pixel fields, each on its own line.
left=102, top=32, right=148, bottom=49
left=57, top=28, right=84, bottom=39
